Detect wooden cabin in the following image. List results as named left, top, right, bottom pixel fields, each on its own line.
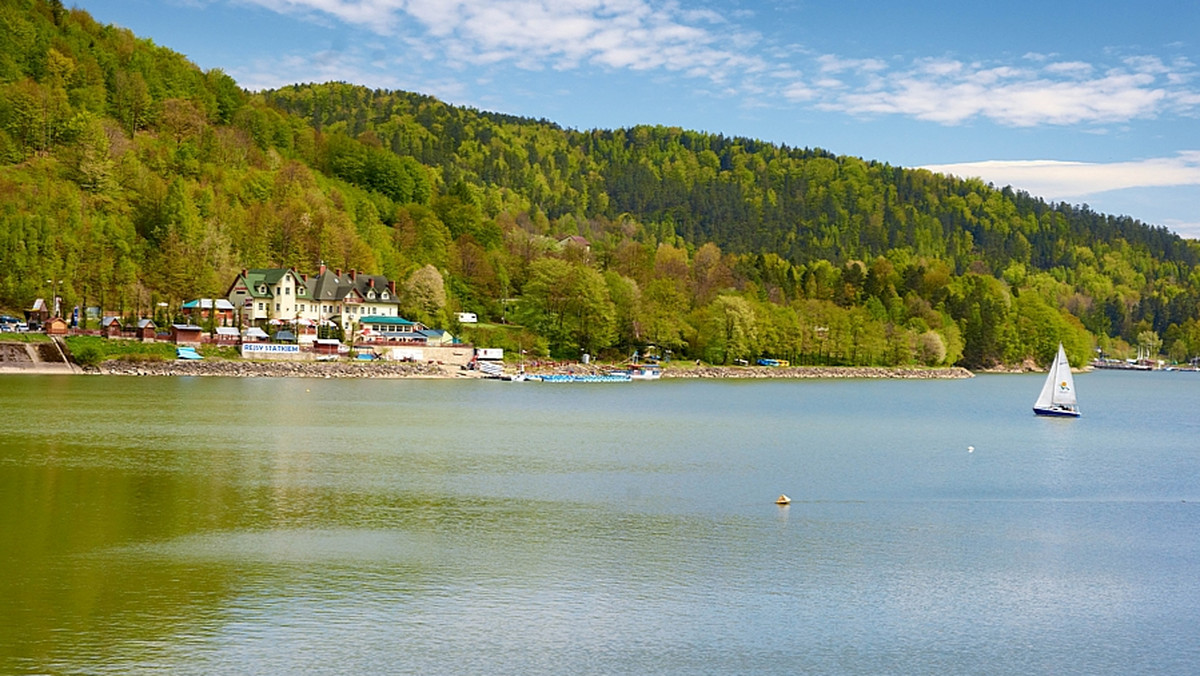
left=170, top=323, right=203, bottom=345
left=101, top=316, right=123, bottom=339
left=44, top=316, right=69, bottom=336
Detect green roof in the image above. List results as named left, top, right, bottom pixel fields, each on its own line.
left=360, top=315, right=414, bottom=326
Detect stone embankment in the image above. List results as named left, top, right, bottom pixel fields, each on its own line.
left=517, top=363, right=974, bottom=379
left=662, top=365, right=974, bottom=379
left=96, top=359, right=456, bottom=378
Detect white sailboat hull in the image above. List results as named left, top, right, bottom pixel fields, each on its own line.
left=1033, top=404, right=1081, bottom=417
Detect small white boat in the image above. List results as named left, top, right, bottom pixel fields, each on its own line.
left=1033, top=343, right=1080, bottom=417
left=628, top=364, right=661, bottom=380
left=775, top=494, right=792, bottom=505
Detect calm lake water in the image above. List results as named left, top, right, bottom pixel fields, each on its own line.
left=2, top=371, right=1198, bottom=674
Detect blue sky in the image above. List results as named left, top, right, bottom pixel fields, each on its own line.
left=77, top=0, right=1200, bottom=237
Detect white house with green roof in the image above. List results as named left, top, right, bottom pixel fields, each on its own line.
left=226, top=268, right=307, bottom=325
left=226, top=265, right=403, bottom=332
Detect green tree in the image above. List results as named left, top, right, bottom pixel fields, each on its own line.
left=704, top=295, right=758, bottom=364
left=402, top=264, right=446, bottom=325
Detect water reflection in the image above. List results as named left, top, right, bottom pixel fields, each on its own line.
left=2, top=373, right=1199, bottom=674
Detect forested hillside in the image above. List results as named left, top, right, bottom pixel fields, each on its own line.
left=3, top=0, right=1199, bottom=368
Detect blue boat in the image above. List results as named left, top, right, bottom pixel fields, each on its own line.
left=528, top=373, right=631, bottom=383
left=176, top=346, right=203, bottom=360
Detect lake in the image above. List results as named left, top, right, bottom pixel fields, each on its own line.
left=1, top=371, right=1198, bottom=674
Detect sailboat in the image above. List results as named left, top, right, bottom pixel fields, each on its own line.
left=1033, top=343, right=1081, bottom=417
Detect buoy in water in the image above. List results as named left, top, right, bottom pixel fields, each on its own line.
left=775, top=494, right=792, bottom=505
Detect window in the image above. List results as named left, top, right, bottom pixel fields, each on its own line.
left=275, top=303, right=280, bottom=311
left=285, top=287, right=290, bottom=295
left=257, top=302, right=264, bottom=311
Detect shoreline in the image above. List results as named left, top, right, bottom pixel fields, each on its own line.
left=1, top=359, right=975, bottom=379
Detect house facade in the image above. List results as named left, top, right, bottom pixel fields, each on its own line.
left=182, top=299, right=235, bottom=326
left=226, top=265, right=403, bottom=333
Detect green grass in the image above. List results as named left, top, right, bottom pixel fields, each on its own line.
left=0, top=332, right=51, bottom=343
left=63, top=335, right=177, bottom=365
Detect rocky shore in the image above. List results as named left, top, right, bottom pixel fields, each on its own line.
left=661, top=365, right=974, bottom=379
left=94, top=359, right=456, bottom=378
left=4, top=348, right=975, bottom=380
left=77, top=359, right=977, bottom=380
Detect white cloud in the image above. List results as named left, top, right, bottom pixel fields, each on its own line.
left=921, top=151, right=1200, bottom=200
left=229, top=0, right=1200, bottom=130
left=239, top=0, right=768, bottom=87
left=825, top=59, right=1180, bottom=127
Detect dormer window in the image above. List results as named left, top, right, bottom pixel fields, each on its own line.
left=381, top=292, right=390, bottom=300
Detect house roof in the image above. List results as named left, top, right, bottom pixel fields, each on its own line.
left=101, top=316, right=121, bottom=327
left=559, top=235, right=590, bottom=248
left=137, top=318, right=156, bottom=329
left=227, top=268, right=301, bottom=299
left=360, top=315, right=415, bottom=326
left=215, top=327, right=239, bottom=336
left=242, top=327, right=269, bottom=338
left=227, top=266, right=400, bottom=308
left=171, top=323, right=203, bottom=331
left=183, top=299, right=235, bottom=310
left=307, top=268, right=399, bottom=305
left=380, top=331, right=427, bottom=341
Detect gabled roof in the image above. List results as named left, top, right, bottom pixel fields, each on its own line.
left=559, top=235, right=590, bottom=248
left=137, top=318, right=156, bottom=329
left=101, top=316, right=121, bottom=327
left=307, top=269, right=399, bottom=305
left=226, top=268, right=301, bottom=299
left=215, top=327, right=240, bottom=336
left=307, top=267, right=345, bottom=301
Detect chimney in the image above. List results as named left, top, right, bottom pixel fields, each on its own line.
left=350, top=269, right=357, bottom=281
left=241, top=268, right=247, bottom=278
left=335, top=268, right=341, bottom=278
left=369, top=278, right=375, bottom=288
left=388, top=281, right=396, bottom=295
left=319, top=264, right=326, bottom=276
left=301, top=274, right=307, bottom=282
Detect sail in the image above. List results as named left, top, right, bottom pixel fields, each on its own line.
left=1051, top=344, right=1077, bottom=406
left=1035, top=344, right=1076, bottom=409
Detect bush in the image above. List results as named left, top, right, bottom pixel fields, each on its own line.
left=70, top=341, right=104, bottom=367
